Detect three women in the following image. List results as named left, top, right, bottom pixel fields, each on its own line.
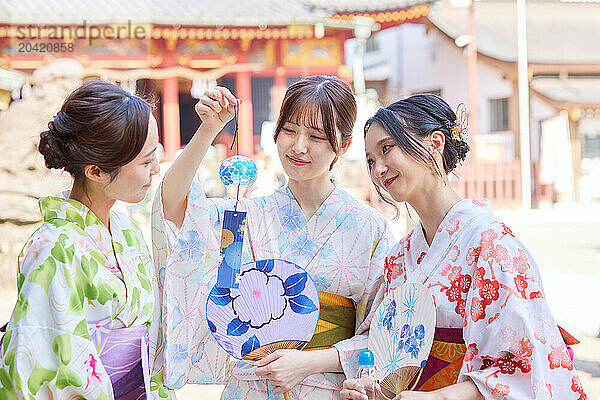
left=0, top=77, right=585, bottom=400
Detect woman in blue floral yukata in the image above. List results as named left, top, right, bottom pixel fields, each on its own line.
left=152, top=76, right=394, bottom=399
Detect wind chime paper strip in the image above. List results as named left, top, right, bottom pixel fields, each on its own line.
left=217, top=210, right=247, bottom=289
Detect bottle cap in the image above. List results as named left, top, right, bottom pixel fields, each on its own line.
left=358, top=350, right=374, bottom=366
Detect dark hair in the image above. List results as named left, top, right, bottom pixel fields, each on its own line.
left=273, top=75, right=357, bottom=167
left=365, top=94, right=469, bottom=210
left=39, top=79, right=151, bottom=181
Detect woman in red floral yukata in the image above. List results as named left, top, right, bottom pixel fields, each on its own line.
left=341, top=95, right=585, bottom=400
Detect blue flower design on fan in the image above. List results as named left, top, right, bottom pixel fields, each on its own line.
left=232, top=269, right=287, bottom=328
left=219, top=155, right=257, bottom=187
left=382, top=300, right=397, bottom=331
left=241, top=335, right=261, bottom=357
left=206, top=259, right=320, bottom=360
left=395, top=323, right=426, bottom=359
left=400, top=323, right=410, bottom=339
left=404, top=336, right=419, bottom=355
left=414, top=324, right=425, bottom=340
left=210, top=267, right=318, bottom=330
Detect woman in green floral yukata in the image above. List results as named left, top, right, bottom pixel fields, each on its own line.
left=0, top=79, right=172, bottom=399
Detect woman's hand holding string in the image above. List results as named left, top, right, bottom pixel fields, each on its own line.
left=161, top=86, right=239, bottom=227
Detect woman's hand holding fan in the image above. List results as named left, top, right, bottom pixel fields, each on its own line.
left=255, top=346, right=344, bottom=393
left=206, top=259, right=321, bottom=399
left=367, top=283, right=436, bottom=399
left=254, top=349, right=316, bottom=393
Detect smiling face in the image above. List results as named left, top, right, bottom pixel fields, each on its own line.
left=104, top=114, right=160, bottom=203
left=364, top=122, right=430, bottom=204
left=276, top=108, right=339, bottom=183
left=273, top=76, right=356, bottom=187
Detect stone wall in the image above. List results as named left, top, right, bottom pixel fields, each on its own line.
left=0, top=59, right=83, bottom=287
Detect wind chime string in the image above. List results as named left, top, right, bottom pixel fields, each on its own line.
left=229, top=105, right=241, bottom=212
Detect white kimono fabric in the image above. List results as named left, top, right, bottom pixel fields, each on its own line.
left=382, top=198, right=586, bottom=399
left=151, top=178, right=393, bottom=399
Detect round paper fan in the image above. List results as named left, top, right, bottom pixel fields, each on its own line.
left=368, top=283, right=436, bottom=397
left=206, top=259, right=320, bottom=361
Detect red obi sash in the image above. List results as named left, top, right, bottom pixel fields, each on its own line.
left=412, top=326, right=578, bottom=391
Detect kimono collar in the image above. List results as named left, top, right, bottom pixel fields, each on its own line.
left=39, top=191, right=106, bottom=230
left=414, top=198, right=493, bottom=252
left=275, top=184, right=351, bottom=206
left=442, top=198, right=493, bottom=225
left=406, top=198, right=493, bottom=283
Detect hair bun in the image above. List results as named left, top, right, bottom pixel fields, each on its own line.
left=454, top=139, right=470, bottom=164
left=38, top=119, right=71, bottom=171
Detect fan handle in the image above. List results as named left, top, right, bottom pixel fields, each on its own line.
left=243, top=340, right=308, bottom=400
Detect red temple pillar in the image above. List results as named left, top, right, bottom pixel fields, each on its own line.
left=272, top=42, right=287, bottom=119
left=236, top=52, right=254, bottom=157
left=162, top=77, right=181, bottom=161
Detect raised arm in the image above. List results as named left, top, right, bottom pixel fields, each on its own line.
left=161, top=87, right=239, bottom=227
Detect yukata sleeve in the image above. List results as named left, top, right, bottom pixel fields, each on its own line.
left=0, top=233, right=112, bottom=399
left=333, top=220, right=393, bottom=379
left=458, top=227, right=585, bottom=399
left=151, top=174, right=238, bottom=387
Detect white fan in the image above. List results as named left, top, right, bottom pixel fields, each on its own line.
left=368, top=283, right=436, bottom=397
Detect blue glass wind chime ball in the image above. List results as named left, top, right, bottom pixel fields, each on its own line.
left=219, top=155, right=257, bottom=187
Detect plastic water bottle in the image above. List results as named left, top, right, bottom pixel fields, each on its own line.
left=357, top=350, right=377, bottom=399
left=357, top=349, right=376, bottom=379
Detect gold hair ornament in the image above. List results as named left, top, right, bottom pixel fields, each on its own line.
left=450, top=103, right=469, bottom=142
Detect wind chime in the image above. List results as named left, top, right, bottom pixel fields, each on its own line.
left=215, top=105, right=257, bottom=289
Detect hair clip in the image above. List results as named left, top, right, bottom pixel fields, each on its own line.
left=451, top=103, right=469, bottom=142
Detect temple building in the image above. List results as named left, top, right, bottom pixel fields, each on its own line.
left=0, top=0, right=432, bottom=159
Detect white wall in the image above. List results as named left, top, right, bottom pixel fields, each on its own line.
left=395, top=24, right=514, bottom=135
left=530, top=95, right=559, bottom=162
left=347, top=23, right=566, bottom=161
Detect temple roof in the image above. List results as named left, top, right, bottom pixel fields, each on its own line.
left=428, top=0, right=600, bottom=64
left=304, top=0, right=430, bottom=12
left=0, top=0, right=431, bottom=26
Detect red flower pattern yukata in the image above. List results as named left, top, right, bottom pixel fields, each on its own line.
left=378, top=198, right=586, bottom=399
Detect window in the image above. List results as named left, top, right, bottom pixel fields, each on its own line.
left=583, top=136, right=600, bottom=159
left=490, top=98, right=509, bottom=131
left=366, top=36, right=380, bottom=53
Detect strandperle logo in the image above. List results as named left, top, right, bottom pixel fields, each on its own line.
left=15, top=20, right=148, bottom=46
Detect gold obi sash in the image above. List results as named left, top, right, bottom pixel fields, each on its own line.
left=304, top=291, right=356, bottom=351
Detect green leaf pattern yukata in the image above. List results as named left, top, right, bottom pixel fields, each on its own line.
left=0, top=194, right=173, bottom=400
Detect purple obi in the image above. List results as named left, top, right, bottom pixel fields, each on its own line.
left=92, top=323, right=150, bottom=400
